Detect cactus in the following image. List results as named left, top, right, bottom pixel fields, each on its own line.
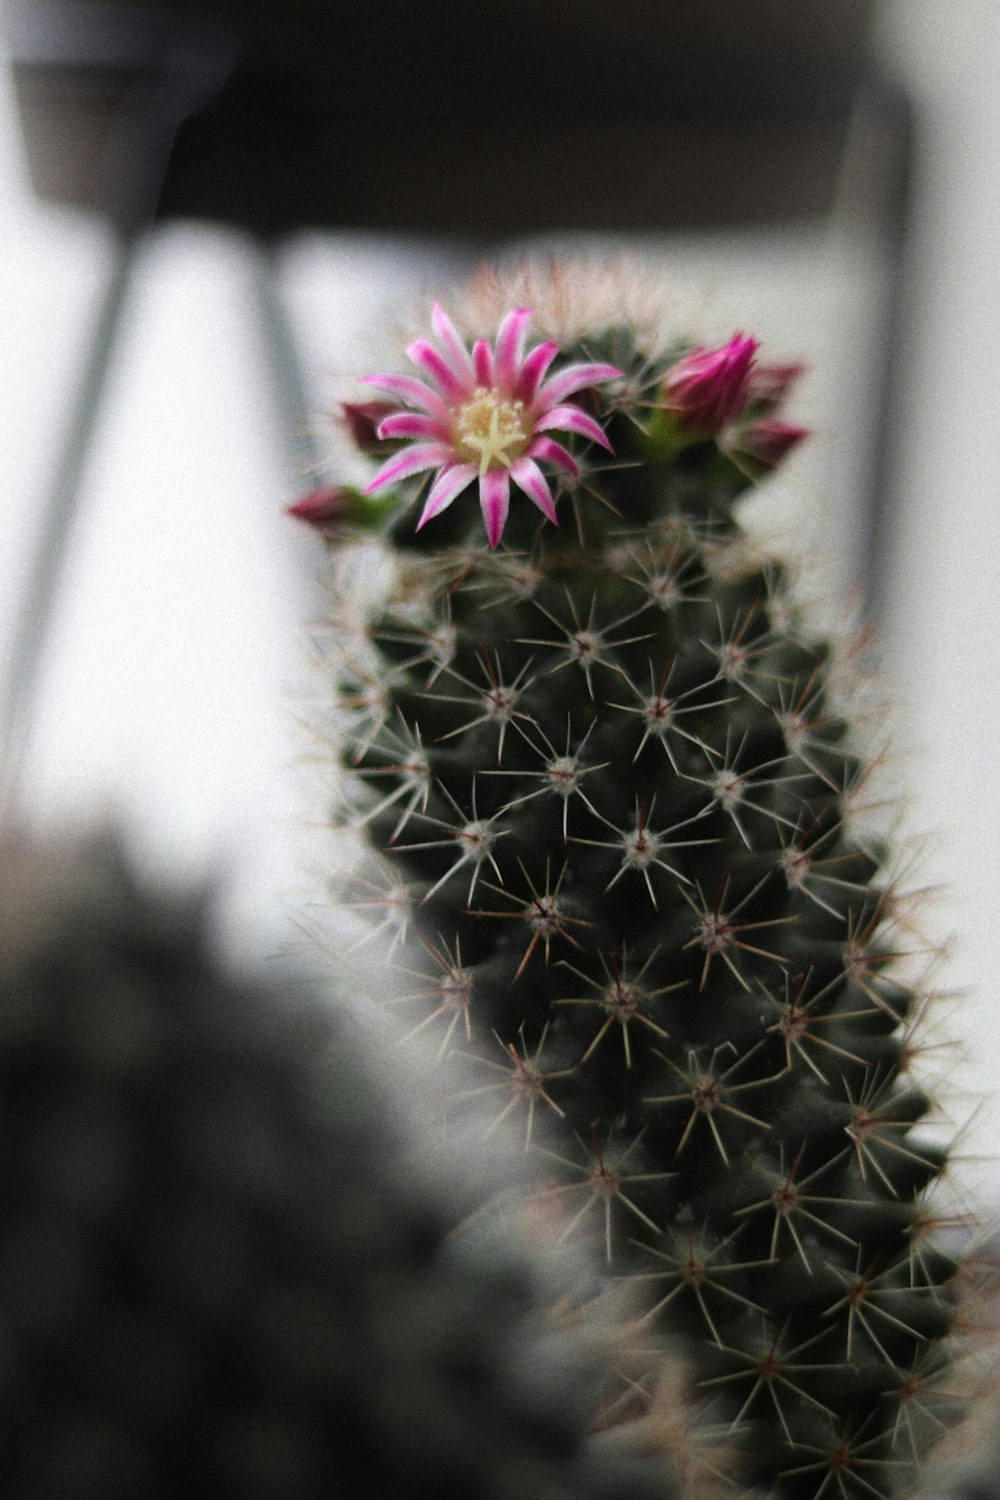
left=303, top=269, right=963, bottom=1499
left=0, top=830, right=676, bottom=1499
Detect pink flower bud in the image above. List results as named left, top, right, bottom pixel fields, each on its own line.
left=339, top=400, right=397, bottom=453
left=661, top=333, right=759, bottom=435
left=748, top=360, right=808, bottom=407
left=286, top=485, right=351, bottom=536
left=740, top=419, right=811, bottom=468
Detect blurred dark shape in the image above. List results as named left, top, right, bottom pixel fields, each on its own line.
left=0, top=830, right=674, bottom=1498
left=4, top=0, right=900, bottom=237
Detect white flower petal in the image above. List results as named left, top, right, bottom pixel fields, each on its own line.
left=509, top=457, right=558, bottom=524
left=494, top=307, right=532, bottom=392
left=536, top=404, right=614, bottom=451
left=431, top=303, right=476, bottom=385
left=525, top=435, right=579, bottom=476
left=364, top=442, right=454, bottom=492
left=479, top=468, right=511, bottom=548
left=534, top=361, right=622, bottom=412
left=417, top=462, right=478, bottom=527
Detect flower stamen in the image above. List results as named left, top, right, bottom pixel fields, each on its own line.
left=455, top=388, right=529, bottom=474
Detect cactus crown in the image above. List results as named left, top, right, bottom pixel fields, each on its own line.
left=312, top=280, right=963, bottom=1500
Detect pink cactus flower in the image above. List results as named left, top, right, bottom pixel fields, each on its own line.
left=739, top=418, right=811, bottom=468
left=662, top=333, right=759, bottom=435
left=360, top=304, right=621, bottom=548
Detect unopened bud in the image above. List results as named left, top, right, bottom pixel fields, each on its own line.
left=286, top=485, right=351, bottom=536
left=748, top=361, right=808, bottom=408
left=661, top=334, right=758, bottom=435
left=340, top=400, right=397, bottom=453
left=739, top=419, right=810, bottom=469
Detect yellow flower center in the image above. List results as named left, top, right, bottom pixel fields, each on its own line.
left=454, top=387, right=528, bottom=474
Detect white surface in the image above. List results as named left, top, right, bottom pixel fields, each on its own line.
left=870, top=0, right=1000, bottom=1205
left=1, top=5, right=998, bottom=1194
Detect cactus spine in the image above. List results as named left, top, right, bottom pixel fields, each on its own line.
left=314, top=277, right=961, bottom=1499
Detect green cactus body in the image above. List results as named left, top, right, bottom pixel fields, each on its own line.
left=0, top=834, right=672, bottom=1499
left=324, top=304, right=960, bottom=1498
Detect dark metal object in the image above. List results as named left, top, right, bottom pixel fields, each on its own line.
left=1, top=0, right=235, bottom=796
left=4, top=0, right=236, bottom=227
left=9, top=1, right=886, bottom=233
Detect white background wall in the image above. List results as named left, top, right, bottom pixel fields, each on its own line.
left=1, top=1, right=998, bottom=1193
left=871, top=1, right=1000, bottom=1202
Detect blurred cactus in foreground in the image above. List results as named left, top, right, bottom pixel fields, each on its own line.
left=299, top=265, right=966, bottom=1499
left=0, top=830, right=675, bottom=1499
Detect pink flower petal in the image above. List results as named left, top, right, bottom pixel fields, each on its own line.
left=406, top=338, right=470, bottom=401
left=364, top=442, right=454, bottom=492
left=514, top=339, right=559, bottom=402
left=359, top=372, right=450, bottom=418
left=377, top=411, right=451, bottom=441
left=533, top=361, right=622, bottom=412
left=417, top=462, right=478, bottom=528
left=479, top=467, right=511, bottom=548
left=472, top=338, right=494, bottom=385
left=431, top=303, right=476, bottom=385
left=494, top=307, right=532, bottom=392
left=524, top=435, right=579, bottom=476
left=509, top=456, right=558, bottom=524
left=536, top=403, right=614, bottom=450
